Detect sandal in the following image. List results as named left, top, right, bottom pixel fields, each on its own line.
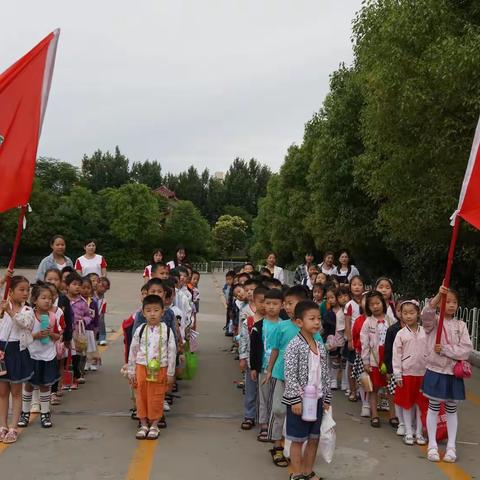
left=41, top=412, right=53, bottom=428
left=241, top=418, right=255, bottom=430
left=289, top=475, right=306, bottom=480
left=269, top=447, right=289, bottom=467
left=147, top=425, right=160, bottom=440
left=158, top=416, right=167, bottom=429
left=17, top=411, right=30, bottom=428
left=348, top=393, right=358, bottom=402
left=305, top=472, right=323, bottom=480
left=257, top=429, right=270, bottom=442
left=388, top=416, right=399, bottom=428
left=3, top=428, right=18, bottom=444
left=370, top=417, right=380, bottom=428
left=427, top=447, right=440, bottom=462
left=135, top=425, right=149, bottom=440
left=0, top=426, right=8, bottom=442
left=50, top=393, right=61, bottom=406
left=130, top=408, right=138, bottom=420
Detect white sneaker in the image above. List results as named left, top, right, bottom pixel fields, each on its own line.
left=396, top=424, right=406, bottom=436
left=361, top=406, right=371, bottom=417
left=90, top=364, right=98, bottom=371
left=163, top=401, right=170, bottom=412
left=415, top=434, right=427, bottom=445
left=99, top=340, right=107, bottom=346
left=404, top=434, right=414, bottom=446
left=427, top=447, right=440, bottom=462
left=84, top=363, right=91, bottom=371
left=443, top=448, right=457, bottom=463
left=30, top=403, right=41, bottom=413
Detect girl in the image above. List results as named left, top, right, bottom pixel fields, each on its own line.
left=35, top=235, right=73, bottom=282
left=75, top=240, right=107, bottom=277
left=421, top=285, right=473, bottom=463
left=332, top=249, right=360, bottom=286
left=335, top=287, right=350, bottom=391
left=80, top=277, right=100, bottom=372
left=315, top=272, right=328, bottom=286
left=143, top=249, right=164, bottom=281
left=312, top=284, right=324, bottom=304
left=375, top=277, right=396, bottom=319
left=360, top=291, right=396, bottom=427
left=18, top=284, right=62, bottom=429
left=343, top=275, right=364, bottom=401
left=392, top=300, right=427, bottom=446
left=0, top=276, right=34, bottom=443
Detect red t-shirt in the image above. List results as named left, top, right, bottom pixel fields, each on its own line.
left=352, top=314, right=367, bottom=353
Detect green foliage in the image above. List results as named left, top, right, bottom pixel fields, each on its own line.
left=130, top=160, right=163, bottom=189
left=36, top=157, right=80, bottom=195
left=212, top=215, right=248, bottom=257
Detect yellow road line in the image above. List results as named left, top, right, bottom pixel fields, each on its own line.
left=418, top=445, right=472, bottom=480
left=466, top=392, right=480, bottom=407
left=125, top=440, right=159, bottom=480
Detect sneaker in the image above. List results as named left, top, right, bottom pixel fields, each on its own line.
left=99, top=340, right=107, bottom=346
left=78, top=377, right=86, bottom=384
left=415, top=434, right=427, bottom=445
left=361, top=406, right=371, bottom=417
left=404, top=434, right=414, bottom=445
left=427, top=447, right=440, bottom=462
left=84, top=363, right=91, bottom=372
left=396, top=424, right=406, bottom=436
left=30, top=403, right=41, bottom=414
left=163, top=401, right=170, bottom=412
left=70, top=382, right=79, bottom=391
left=90, top=364, right=98, bottom=371
left=443, top=448, right=457, bottom=463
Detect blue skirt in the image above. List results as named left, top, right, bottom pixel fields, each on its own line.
left=422, top=369, right=465, bottom=401
left=0, top=341, right=34, bottom=384
left=29, top=358, right=61, bottom=387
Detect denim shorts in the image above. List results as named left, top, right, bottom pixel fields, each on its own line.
left=286, top=400, right=324, bottom=443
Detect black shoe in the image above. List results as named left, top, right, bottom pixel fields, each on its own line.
left=40, top=412, right=53, bottom=428
left=17, top=411, right=30, bottom=428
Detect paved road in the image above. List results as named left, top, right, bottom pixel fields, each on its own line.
left=1, top=270, right=479, bottom=479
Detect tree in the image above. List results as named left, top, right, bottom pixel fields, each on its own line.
left=81, top=146, right=130, bottom=192
left=212, top=215, right=248, bottom=257
left=130, top=160, right=162, bottom=188
left=160, top=200, right=212, bottom=259
left=36, top=157, right=80, bottom=195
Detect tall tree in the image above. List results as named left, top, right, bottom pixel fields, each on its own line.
left=212, top=215, right=248, bottom=257
left=36, top=157, right=80, bottom=195
left=130, top=160, right=163, bottom=188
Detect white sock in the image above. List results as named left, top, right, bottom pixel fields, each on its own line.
left=22, top=390, right=33, bottom=413
left=395, top=404, right=404, bottom=425
left=40, top=390, right=51, bottom=414
left=359, top=386, right=369, bottom=407
left=445, top=402, right=458, bottom=449
left=341, top=363, right=349, bottom=388
left=403, top=407, right=414, bottom=436
left=415, top=405, right=423, bottom=437
left=427, top=401, right=440, bottom=449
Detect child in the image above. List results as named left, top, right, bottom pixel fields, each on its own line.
left=81, top=277, right=100, bottom=371
left=315, top=272, right=328, bottom=286
left=250, top=288, right=283, bottom=443
left=392, top=299, right=427, bottom=446
left=375, top=277, right=396, bottom=320
left=95, top=276, right=110, bottom=346
left=239, top=286, right=268, bottom=431
left=18, top=284, right=62, bottom=429
left=344, top=275, right=364, bottom=401
left=191, top=270, right=200, bottom=314
left=60, top=266, right=75, bottom=295
left=128, top=295, right=176, bottom=440
left=143, top=249, right=165, bottom=281
left=151, top=262, right=170, bottom=281
left=0, top=276, right=34, bottom=443
left=312, top=283, right=324, bottom=304
left=324, top=287, right=343, bottom=389
left=335, top=287, right=350, bottom=391
left=421, top=285, right=473, bottom=463
left=303, top=265, right=319, bottom=291
left=360, top=290, right=396, bottom=427
left=283, top=300, right=332, bottom=480
left=265, top=285, right=311, bottom=468
left=66, top=272, right=92, bottom=387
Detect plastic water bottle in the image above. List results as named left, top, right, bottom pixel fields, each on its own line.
left=40, top=314, right=50, bottom=344
left=302, top=385, right=318, bottom=422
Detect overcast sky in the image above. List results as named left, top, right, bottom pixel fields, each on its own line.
left=1, top=1, right=363, bottom=174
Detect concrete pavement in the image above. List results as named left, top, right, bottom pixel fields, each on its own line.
left=0, top=270, right=479, bottom=479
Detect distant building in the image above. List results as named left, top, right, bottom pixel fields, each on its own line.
left=152, top=185, right=177, bottom=201
left=214, top=171, right=225, bottom=181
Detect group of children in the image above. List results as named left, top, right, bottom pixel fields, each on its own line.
left=224, top=255, right=474, bottom=479
left=0, top=261, right=110, bottom=444
left=122, top=249, right=200, bottom=440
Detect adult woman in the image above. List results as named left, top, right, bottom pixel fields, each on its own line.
left=35, top=235, right=73, bottom=282
left=264, top=252, right=284, bottom=284
left=318, top=251, right=336, bottom=276
left=331, top=249, right=359, bottom=286
left=294, top=252, right=315, bottom=285
left=167, top=247, right=187, bottom=270
left=75, top=240, right=107, bottom=276
left=143, top=249, right=164, bottom=280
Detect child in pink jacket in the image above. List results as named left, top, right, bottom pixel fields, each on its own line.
left=421, top=285, right=473, bottom=464
left=360, top=291, right=396, bottom=428
left=392, top=299, right=427, bottom=446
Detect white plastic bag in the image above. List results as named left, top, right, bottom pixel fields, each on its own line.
left=319, top=407, right=336, bottom=464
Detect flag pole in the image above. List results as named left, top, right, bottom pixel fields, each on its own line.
left=2, top=205, right=27, bottom=302
left=435, top=215, right=462, bottom=344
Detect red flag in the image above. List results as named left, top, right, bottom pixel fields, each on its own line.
left=452, top=115, right=480, bottom=229
left=0, top=30, right=60, bottom=213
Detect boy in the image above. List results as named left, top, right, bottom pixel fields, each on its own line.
left=250, top=288, right=283, bottom=443
left=128, top=295, right=177, bottom=440
left=132, top=278, right=166, bottom=334
left=264, top=285, right=311, bottom=467
left=283, top=300, right=332, bottom=480
left=151, top=262, right=170, bottom=280
left=239, top=286, right=268, bottom=430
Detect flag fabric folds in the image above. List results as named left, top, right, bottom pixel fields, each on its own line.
left=452, top=115, right=480, bottom=230
left=0, top=29, right=60, bottom=213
